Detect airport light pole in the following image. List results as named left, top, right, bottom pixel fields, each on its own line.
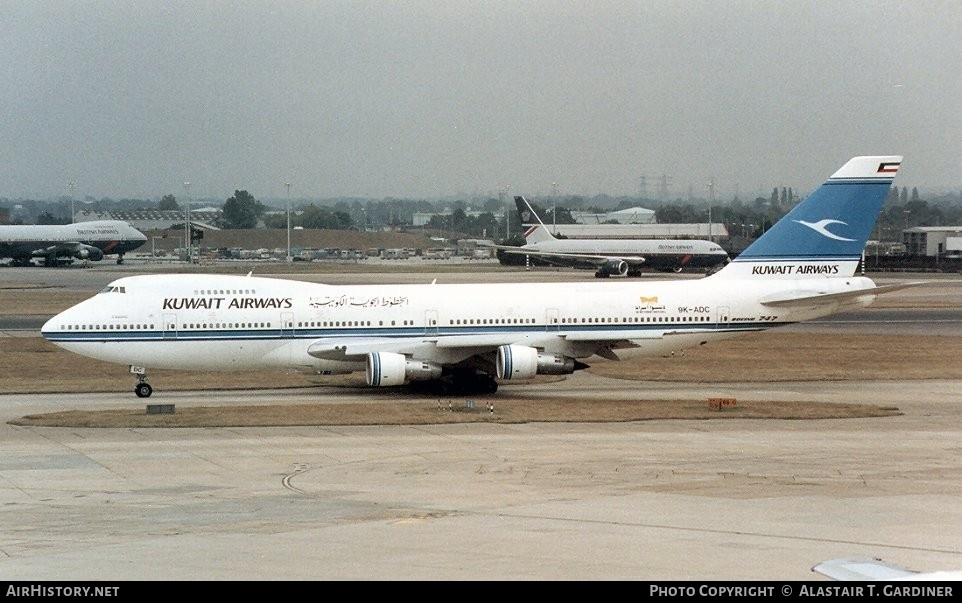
left=707, top=178, right=715, bottom=243
left=551, top=181, right=559, bottom=235
left=67, top=181, right=76, bottom=223
left=285, top=182, right=292, bottom=262
left=184, top=181, right=191, bottom=263
left=501, top=185, right=511, bottom=239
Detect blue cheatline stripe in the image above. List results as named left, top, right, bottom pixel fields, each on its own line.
left=731, top=254, right=861, bottom=262
left=825, top=177, right=896, bottom=184
left=42, top=321, right=781, bottom=345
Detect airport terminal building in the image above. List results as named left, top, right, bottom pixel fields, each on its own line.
left=75, top=209, right=222, bottom=234
left=903, top=226, right=962, bottom=258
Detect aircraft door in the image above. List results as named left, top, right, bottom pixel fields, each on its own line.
left=281, top=312, right=295, bottom=338
left=715, top=306, right=730, bottom=329
left=546, top=308, right=560, bottom=331
left=425, top=310, right=439, bottom=335
left=163, top=313, right=177, bottom=340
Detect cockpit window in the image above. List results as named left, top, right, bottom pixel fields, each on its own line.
left=98, top=285, right=127, bottom=294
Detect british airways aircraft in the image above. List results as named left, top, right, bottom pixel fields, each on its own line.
left=0, top=220, right=147, bottom=266
left=42, top=156, right=905, bottom=398
left=502, top=195, right=730, bottom=276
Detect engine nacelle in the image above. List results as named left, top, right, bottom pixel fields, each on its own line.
left=365, top=352, right=443, bottom=387
left=598, top=259, right=628, bottom=277
left=74, top=245, right=104, bottom=261
left=496, top=345, right=577, bottom=380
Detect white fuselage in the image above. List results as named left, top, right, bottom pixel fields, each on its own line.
left=41, top=272, right=878, bottom=374
left=524, top=237, right=723, bottom=257
left=39, top=155, right=903, bottom=391
left=513, top=232, right=729, bottom=270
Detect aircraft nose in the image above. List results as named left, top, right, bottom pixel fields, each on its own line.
left=40, top=314, right=59, bottom=339
left=40, top=306, right=73, bottom=340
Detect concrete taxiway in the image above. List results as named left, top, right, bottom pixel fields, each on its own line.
left=2, top=375, right=962, bottom=581
left=1, top=266, right=962, bottom=580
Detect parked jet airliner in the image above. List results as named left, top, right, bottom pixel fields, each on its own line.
left=499, top=196, right=730, bottom=277
left=0, top=221, right=147, bottom=266
left=42, top=156, right=908, bottom=398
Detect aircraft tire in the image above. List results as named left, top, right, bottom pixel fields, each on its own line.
left=135, top=383, right=153, bottom=398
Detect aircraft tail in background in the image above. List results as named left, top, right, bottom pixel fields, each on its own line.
left=507, top=194, right=728, bottom=276
left=514, top=196, right=558, bottom=244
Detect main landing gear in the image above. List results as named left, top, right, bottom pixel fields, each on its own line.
left=130, top=366, right=153, bottom=398
left=408, top=371, right=499, bottom=396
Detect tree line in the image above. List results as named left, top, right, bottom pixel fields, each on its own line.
left=5, top=185, right=960, bottom=247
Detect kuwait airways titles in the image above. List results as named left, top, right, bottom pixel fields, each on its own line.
left=752, top=263, right=840, bottom=275
left=163, top=297, right=293, bottom=310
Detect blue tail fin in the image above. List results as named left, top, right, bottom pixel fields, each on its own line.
left=714, top=156, right=901, bottom=279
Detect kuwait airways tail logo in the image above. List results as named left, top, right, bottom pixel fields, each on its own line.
left=793, top=219, right=855, bottom=241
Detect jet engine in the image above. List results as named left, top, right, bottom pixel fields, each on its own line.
left=595, top=259, right=628, bottom=278
left=365, top=352, right=443, bottom=387
left=496, top=345, right=577, bottom=380
left=73, top=245, right=104, bottom=261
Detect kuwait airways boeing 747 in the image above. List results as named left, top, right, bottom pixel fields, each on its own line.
left=43, top=156, right=907, bottom=397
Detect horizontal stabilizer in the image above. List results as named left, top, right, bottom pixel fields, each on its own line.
left=760, top=281, right=927, bottom=307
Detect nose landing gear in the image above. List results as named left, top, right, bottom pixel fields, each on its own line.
left=130, top=366, right=153, bottom=398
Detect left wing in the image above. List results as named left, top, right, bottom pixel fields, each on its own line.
left=306, top=329, right=667, bottom=364
left=32, top=242, right=105, bottom=262
left=307, top=333, right=569, bottom=362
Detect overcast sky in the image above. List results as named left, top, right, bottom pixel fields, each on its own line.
left=1, top=1, right=958, bottom=203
